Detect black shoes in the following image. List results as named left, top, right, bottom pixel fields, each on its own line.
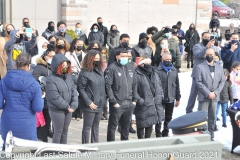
left=187, top=64, right=190, bottom=68
left=48, top=130, right=53, bottom=138
left=129, top=126, right=136, bottom=134
left=217, top=117, right=220, bottom=121
left=222, top=124, right=227, bottom=128
left=101, top=115, right=108, bottom=120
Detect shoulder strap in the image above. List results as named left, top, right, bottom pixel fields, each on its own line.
left=72, top=53, right=81, bottom=72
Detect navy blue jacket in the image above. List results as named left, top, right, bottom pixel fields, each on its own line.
left=221, top=44, right=240, bottom=71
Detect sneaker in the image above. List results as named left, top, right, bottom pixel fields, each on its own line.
left=211, top=138, right=214, bottom=141
left=217, top=117, right=220, bottom=121
left=222, top=124, right=227, bottom=128
left=76, top=118, right=81, bottom=121
left=101, top=115, right=106, bottom=120
left=71, top=118, right=75, bottom=120
left=129, top=126, right=136, bottom=134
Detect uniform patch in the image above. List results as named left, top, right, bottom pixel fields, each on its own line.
left=118, top=73, right=121, bottom=76
left=129, top=72, right=133, bottom=77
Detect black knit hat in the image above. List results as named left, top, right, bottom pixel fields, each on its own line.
left=48, top=21, right=54, bottom=27
left=139, top=32, right=148, bottom=42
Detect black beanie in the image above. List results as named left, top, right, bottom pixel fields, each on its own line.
left=139, top=33, right=148, bottom=42
left=48, top=21, right=54, bottom=27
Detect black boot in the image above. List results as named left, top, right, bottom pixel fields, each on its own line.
left=191, top=63, right=193, bottom=68
left=129, top=125, right=136, bottom=134
left=48, top=129, right=53, bottom=138
left=187, top=64, right=190, bottom=68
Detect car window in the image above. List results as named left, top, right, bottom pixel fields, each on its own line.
left=214, top=1, right=226, bottom=7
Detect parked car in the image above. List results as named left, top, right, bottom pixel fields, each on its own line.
left=226, top=2, right=240, bottom=19
left=212, top=0, right=235, bottom=19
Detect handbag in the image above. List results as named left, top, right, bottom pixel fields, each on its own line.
left=184, top=32, right=194, bottom=47
left=71, top=53, right=81, bottom=84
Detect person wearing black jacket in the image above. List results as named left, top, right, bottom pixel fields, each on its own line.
left=75, top=23, right=88, bottom=45
left=97, top=17, right=108, bottom=46
left=105, top=48, right=136, bottom=141
left=42, top=21, right=56, bottom=40
left=155, top=52, right=181, bottom=137
left=32, top=44, right=55, bottom=142
left=88, top=23, right=104, bottom=46
left=134, top=57, right=164, bottom=139
left=45, top=54, right=78, bottom=144
left=77, top=50, right=106, bottom=144
left=185, top=23, right=200, bottom=68
left=108, top=33, right=131, bottom=65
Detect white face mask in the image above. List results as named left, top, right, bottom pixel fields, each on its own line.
left=47, top=59, right=52, bottom=64
left=39, top=48, right=47, bottom=55
left=161, top=43, right=168, bottom=49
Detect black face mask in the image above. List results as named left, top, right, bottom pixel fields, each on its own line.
left=7, top=31, right=10, bottom=35
left=94, top=61, right=100, bottom=68
left=139, top=40, right=147, bottom=49
left=57, top=44, right=65, bottom=49
left=151, top=32, right=155, bottom=35
left=49, top=41, right=55, bottom=45
left=48, top=26, right=55, bottom=32
left=190, top=27, right=194, bottom=30
left=144, top=64, right=151, bottom=69
left=98, top=22, right=103, bottom=26
left=231, top=40, right=239, bottom=45
left=92, top=48, right=100, bottom=51
left=163, top=60, right=171, bottom=67
left=202, top=38, right=210, bottom=46
left=23, top=22, right=30, bottom=28
left=76, top=46, right=83, bottom=51
left=121, top=42, right=129, bottom=48
left=206, top=55, right=213, bottom=62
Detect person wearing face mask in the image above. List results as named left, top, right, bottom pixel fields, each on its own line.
left=151, top=27, right=181, bottom=71
left=107, top=25, right=120, bottom=54
left=184, top=23, right=200, bottom=68
left=225, top=23, right=235, bottom=41
left=132, top=33, right=153, bottom=60
left=105, top=48, right=136, bottom=141
left=155, top=52, right=181, bottom=137
left=146, top=26, right=158, bottom=56
left=185, top=32, right=220, bottom=114
left=97, top=17, right=108, bottom=46
left=54, top=21, right=72, bottom=45
left=22, top=18, right=39, bottom=37
left=55, top=37, right=70, bottom=55
left=32, top=43, right=56, bottom=142
left=75, top=23, right=88, bottom=45
left=221, top=33, right=240, bottom=72
left=209, top=23, right=221, bottom=47
left=87, top=41, right=102, bottom=52
left=134, top=57, right=164, bottom=139
left=45, top=54, right=78, bottom=144
left=195, top=48, right=225, bottom=141
left=0, top=53, right=43, bottom=150
left=4, top=27, right=37, bottom=70
left=31, top=37, right=49, bottom=66
left=42, top=21, right=56, bottom=40
left=77, top=50, right=106, bottom=143
left=108, top=33, right=132, bottom=65
left=4, top=24, right=15, bottom=41
left=88, top=23, right=104, bottom=46
left=209, top=13, right=220, bottom=29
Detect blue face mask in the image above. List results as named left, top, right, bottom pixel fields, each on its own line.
left=165, top=33, right=171, bottom=39
left=119, top=57, right=128, bottom=66
left=93, top=29, right=98, bottom=32
left=75, top=28, right=81, bottom=33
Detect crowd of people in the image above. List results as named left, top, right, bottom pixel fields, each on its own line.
left=0, top=14, right=239, bottom=147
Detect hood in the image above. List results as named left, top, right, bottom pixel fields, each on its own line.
left=36, top=56, right=47, bottom=66
left=51, top=54, right=70, bottom=74
left=90, top=23, right=100, bottom=31
left=37, top=38, right=49, bottom=56
left=2, top=70, right=35, bottom=91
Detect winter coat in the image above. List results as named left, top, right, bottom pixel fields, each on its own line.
left=0, top=37, right=7, bottom=79
left=219, top=80, right=233, bottom=103
left=4, top=30, right=36, bottom=70
left=45, top=54, right=78, bottom=112
left=77, top=68, right=106, bottom=113
left=107, top=31, right=120, bottom=52
left=225, top=28, right=235, bottom=41
left=155, top=63, right=181, bottom=102
left=75, top=31, right=88, bottom=45
left=230, top=71, right=240, bottom=100
left=32, top=57, right=51, bottom=109
left=0, top=70, right=43, bottom=141
left=134, top=67, right=164, bottom=128
left=221, top=43, right=240, bottom=72
left=88, top=23, right=104, bottom=46
left=184, top=29, right=200, bottom=52
left=108, top=45, right=132, bottom=66
left=36, top=112, right=46, bottom=127
left=105, top=61, right=135, bottom=105
left=54, top=32, right=72, bottom=45
left=99, top=25, right=108, bottom=46
left=42, top=28, right=56, bottom=40
left=132, top=45, right=152, bottom=59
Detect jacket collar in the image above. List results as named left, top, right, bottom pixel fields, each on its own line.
left=157, top=62, right=175, bottom=71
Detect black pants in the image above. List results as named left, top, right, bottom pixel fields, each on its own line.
left=72, top=97, right=83, bottom=118
left=107, top=101, right=135, bottom=141
left=82, top=111, right=102, bottom=144
left=155, top=102, right=174, bottom=137
left=187, top=50, right=193, bottom=65
left=137, top=126, right=152, bottom=139
left=102, top=100, right=108, bottom=117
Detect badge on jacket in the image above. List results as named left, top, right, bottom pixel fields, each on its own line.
left=129, top=72, right=133, bottom=77
left=118, top=73, right=121, bottom=76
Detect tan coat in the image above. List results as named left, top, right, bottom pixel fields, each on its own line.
left=0, top=37, right=8, bottom=79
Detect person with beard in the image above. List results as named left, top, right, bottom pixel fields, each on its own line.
left=107, top=25, right=120, bottom=54
left=54, top=21, right=72, bottom=45
left=146, top=26, right=158, bottom=56
left=185, top=32, right=220, bottom=114
left=132, top=33, right=153, bottom=59
left=4, top=27, right=37, bottom=70
left=105, top=48, right=136, bottom=141
left=155, top=52, right=181, bottom=137
left=88, top=23, right=104, bottom=46
left=55, top=37, right=70, bottom=55
left=97, top=17, right=108, bottom=46
left=42, top=21, right=56, bottom=40
left=195, top=48, right=225, bottom=141
left=32, top=43, right=56, bottom=142
left=77, top=50, right=106, bottom=143
left=75, top=23, right=88, bottom=45
left=108, top=33, right=131, bottom=65
left=184, top=23, right=200, bottom=68
left=134, top=57, right=164, bottom=139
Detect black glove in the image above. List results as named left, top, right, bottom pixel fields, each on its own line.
left=164, top=28, right=170, bottom=33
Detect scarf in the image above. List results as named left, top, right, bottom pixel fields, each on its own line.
left=138, top=66, right=156, bottom=96
left=161, top=63, right=173, bottom=73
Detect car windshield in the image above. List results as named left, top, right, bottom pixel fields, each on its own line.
left=213, top=1, right=227, bottom=7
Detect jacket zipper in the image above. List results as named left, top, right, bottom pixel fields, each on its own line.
left=123, top=66, right=128, bottom=100
left=64, top=80, right=70, bottom=103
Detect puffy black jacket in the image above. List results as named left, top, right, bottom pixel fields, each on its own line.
left=134, top=67, right=164, bottom=128
left=219, top=80, right=233, bottom=104
left=45, top=54, right=78, bottom=112
left=77, top=68, right=106, bottom=113
left=105, top=62, right=135, bottom=105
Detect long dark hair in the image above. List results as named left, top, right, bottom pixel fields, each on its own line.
left=82, top=49, right=104, bottom=72
left=110, top=25, right=119, bottom=38
left=223, top=69, right=230, bottom=82
left=87, top=41, right=102, bottom=52
left=69, top=38, right=86, bottom=53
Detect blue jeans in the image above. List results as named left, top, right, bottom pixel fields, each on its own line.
left=216, top=102, right=228, bottom=125
left=179, top=44, right=183, bottom=55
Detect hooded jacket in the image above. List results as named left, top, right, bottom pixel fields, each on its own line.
left=88, top=23, right=104, bottom=46
left=185, top=25, right=200, bottom=52
left=31, top=38, right=49, bottom=65
left=54, top=32, right=72, bottom=45
left=4, top=30, right=36, bottom=70
left=45, top=54, right=78, bottom=112
left=42, top=28, right=56, bottom=40
left=0, top=70, right=43, bottom=141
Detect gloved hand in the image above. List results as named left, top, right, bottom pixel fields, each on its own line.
left=164, top=27, right=170, bottom=33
